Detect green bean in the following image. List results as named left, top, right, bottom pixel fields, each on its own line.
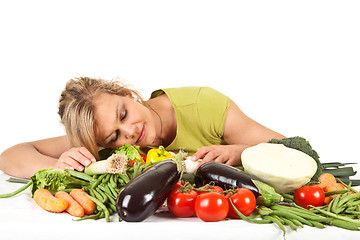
left=280, top=217, right=298, bottom=231
left=272, top=214, right=285, bottom=224
left=345, top=210, right=360, bottom=215
left=327, top=196, right=335, bottom=212
left=270, top=210, right=313, bottom=226
left=119, top=173, right=130, bottom=184
left=349, top=199, right=360, bottom=207
left=334, top=205, right=346, bottom=214
left=330, top=219, right=360, bottom=231
left=289, top=218, right=303, bottom=228
left=107, top=181, right=119, bottom=198
left=338, top=192, right=360, bottom=207
left=337, top=178, right=359, bottom=193
left=308, top=220, right=325, bottom=229
left=311, top=206, right=360, bottom=227
left=263, top=215, right=286, bottom=238
left=102, top=174, right=111, bottom=184
left=324, top=189, right=348, bottom=197
left=229, top=199, right=272, bottom=224
left=0, top=181, right=32, bottom=198
left=272, top=205, right=330, bottom=222
left=109, top=174, right=117, bottom=189
left=118, top=178, right=125, bottom=185
left=91, top=174, right=107, bottom=188
left=101, top=190, right=116, bottom=205
left=74, top=211, right=103, bottom=221
left=257, top=206, right=273, bottom=215
left=94, top=187, right=108, bottom=204
left=86, top=194, right=110, bottom=222
left=88, top=188, right=96, bottom=198
left=66, top=170, right=93, bottom=182
left=90, top=188, right=105, bottom=203
left=98, top=185, right=115, bottom=199
left=281, top=193, right=294, bottom=201
left=108, top=203, right=117, bottom=213
left=103, top=183, right=117, bottom=199
left=331, top=194, right=341, bottom=213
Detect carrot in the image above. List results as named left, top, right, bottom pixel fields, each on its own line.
left=323, top=183, right=346, bottom=205
left=70, top=189, right=96, bottom=215
left=55, top=191, right=85, bottom=217
left=317, top=173, right=336, bottom=189
left=33, top=188, right=68, bottom=213
left=324, top=182, right=346, bottom=192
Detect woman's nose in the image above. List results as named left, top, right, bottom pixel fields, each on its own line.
left=120, top=124, right=135, bottom=140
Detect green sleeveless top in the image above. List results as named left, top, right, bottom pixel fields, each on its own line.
left=150, top=87, right=230, bottom=156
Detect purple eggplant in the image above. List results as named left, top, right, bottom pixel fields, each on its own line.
left=116, top=159, right=181, bottom=222
left=194, top=162, right=260, bottom=197
left=194, top=162, right=283, bottom=205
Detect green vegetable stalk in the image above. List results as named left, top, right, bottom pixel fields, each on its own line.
left=252, top=180, right=283, bottom=206
left=85, top=143, right=144, bottom=175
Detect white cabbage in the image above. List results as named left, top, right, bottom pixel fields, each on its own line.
left=241, top=143, right=317, bottom=193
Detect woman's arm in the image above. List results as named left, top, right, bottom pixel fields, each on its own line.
left=192, top=100, right=285, bottom=166
left=0, top=136, right=96, bottom=179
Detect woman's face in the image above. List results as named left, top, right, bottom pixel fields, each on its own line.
left=92, top=92, right=157, bottom=149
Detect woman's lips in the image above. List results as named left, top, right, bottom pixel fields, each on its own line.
left=136, top=126, right=145, bottom=144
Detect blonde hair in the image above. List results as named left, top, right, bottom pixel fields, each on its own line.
left=58, top=77, right=143, bottom=159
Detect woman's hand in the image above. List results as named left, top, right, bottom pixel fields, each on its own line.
left=55, top=147, right=96, bottom=171
left=191, top=145, right=246, bottom=166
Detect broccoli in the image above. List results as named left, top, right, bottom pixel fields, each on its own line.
left=267, top=136, right=322, bottom=182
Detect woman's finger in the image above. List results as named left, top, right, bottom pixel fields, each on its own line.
left=78, top=147, right=96, bottom=163
left=214, top=155, right=226, bottom=163
left=65, top=156, right=85, bottom=171
left=68, top=148, right=93, bottom=167
left=192, top=146, right=213, bottom=161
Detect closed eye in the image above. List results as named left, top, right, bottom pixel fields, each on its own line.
left=111, top=130, right=120, bottom=143
left=121, top=109, right=127, bottom=121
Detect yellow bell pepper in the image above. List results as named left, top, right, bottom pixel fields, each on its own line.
left=146, top=146, right=174, bottom=164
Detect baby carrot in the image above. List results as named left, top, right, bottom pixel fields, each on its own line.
left=323, top=183, right=346, bottom=205
left=55, top=191, right=84, bottom=217
left=70, top=189, right=96, bottom=215
left=317, top=173, right=336, bottom=189
left=324, top=183, right=346, bottom=192
left=33, top=188, right=68, bottom=213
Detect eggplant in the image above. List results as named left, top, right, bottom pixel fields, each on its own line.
left=116, top=159, right=181, bottom=222
left=195, top=162, right=260, bottom=197
left=194, top=162, right=283, bottom=205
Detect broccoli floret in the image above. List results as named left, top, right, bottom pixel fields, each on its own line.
left=267, top=136, right=322, bottom=182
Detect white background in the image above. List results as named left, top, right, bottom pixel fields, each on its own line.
left=0, top=2, right=360, bottom=240
left=0, top=0, right=359, bottom=164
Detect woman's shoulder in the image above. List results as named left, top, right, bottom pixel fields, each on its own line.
left=150, top=86, right=227, bottom=106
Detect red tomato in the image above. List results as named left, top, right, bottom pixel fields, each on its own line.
left=195, top=192, right=229, bottom=222
left=174, top=180, right=183, bottom=190
left=196, top=185, right=223, bottom=195
left=227, top=188, right=256, bottom=218
left=294, top=185, right=325, bottom=209
left=128, top=160, right=137, bottom=168
left=140, top=154, right=147, bottom=162
left=167, top=189, right=198, bottom=218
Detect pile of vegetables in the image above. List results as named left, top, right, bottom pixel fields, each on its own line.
left=1, top=137, right=360, bottom=238
left=0, top=144, right=151, bottom=221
